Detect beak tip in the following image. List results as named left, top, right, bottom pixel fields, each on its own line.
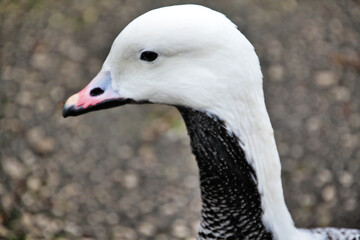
left=62, top=104, right=72, bottom=118
left=62, top=109, right=69, bottom=118
left=62, top=94, right=79, bottom=118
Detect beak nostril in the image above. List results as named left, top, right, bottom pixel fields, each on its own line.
left=90, top=87, right=104, bottom=97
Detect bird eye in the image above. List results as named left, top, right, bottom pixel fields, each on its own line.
left=140, top=51, right=158, bottom=62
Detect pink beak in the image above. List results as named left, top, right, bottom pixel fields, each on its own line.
left=62, top=71, right=129, bottom=118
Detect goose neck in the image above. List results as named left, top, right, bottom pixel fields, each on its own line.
left=178, top=106, right=273, bottom=239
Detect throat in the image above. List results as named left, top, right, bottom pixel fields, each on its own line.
left=177, top=106, right=273, bottom=240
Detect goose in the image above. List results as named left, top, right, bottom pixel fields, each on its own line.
left=62, top=5, right=360, bottom=240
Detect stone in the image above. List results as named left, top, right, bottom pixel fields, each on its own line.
left=27, top=127, right=56, bottom=154
left=314, top=71, right=337, bottom=87
left=3, top=158, right=26, bottom=180
left=268, top=64, right=284, bottom=82
left=322, top=185, right=336, bottom=202
left=138, top=222, right=156, bottom=236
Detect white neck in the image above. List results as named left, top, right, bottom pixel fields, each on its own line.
left=206, top=86, right=315, bottom=240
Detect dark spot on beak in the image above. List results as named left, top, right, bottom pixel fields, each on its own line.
left=90, top=87, right=104, bottom=97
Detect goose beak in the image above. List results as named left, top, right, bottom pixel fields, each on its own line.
left=62, top=71, right=129, bottom=118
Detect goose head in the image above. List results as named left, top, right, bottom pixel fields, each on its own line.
left=62, top=4, right=263, bottom=118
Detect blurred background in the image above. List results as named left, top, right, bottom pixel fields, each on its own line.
left=1, top=0, right=360, bottom=239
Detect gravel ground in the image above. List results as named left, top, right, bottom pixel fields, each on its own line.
left=1, top=0, right=360, bottom=239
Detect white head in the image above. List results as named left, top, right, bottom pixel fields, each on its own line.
left=62, top=4, right=263, bottom=117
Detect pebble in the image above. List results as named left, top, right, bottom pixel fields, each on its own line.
left=322, top=185, right=336, bottom=202
left=314, top=71, right=337, bottom=87
left=1, top=118, right=23, bottom=133
left=113, top=225, right=137, bottom=240
left=18, top=107, right=33, bottom=122
left=49, top=86, right=65, bottom=102
left=332, top=86, right=350, bottom=102
left=106, top=212, right=119, bottom=225
left=172, top=220, right=190, bottom=238
left=58, top=39, right=87, bottom=62
left=27, top=176, right=42, bottom=191
left=338, top=171, right=353, bottom=187
left=31, top=52, right=52, bottom=70
left=16, top=91, right=34, bottom=106
left=138, top=222, right=156, bottom=236
left=35, top=98, right=52, bottom=113
left=27, top=127, right=56, bottom=154
left=3, top=158, right=26, bottom=180
left=122, top=172, right=139, bottom=189
left=316, top=169, right=333, bottom=187
left=344, top=198, right=356, bottom=211
left=268, top=64, right=284, bottom=82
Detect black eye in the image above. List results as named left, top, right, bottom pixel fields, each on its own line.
left=140, top=51, right=158, bottom=62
